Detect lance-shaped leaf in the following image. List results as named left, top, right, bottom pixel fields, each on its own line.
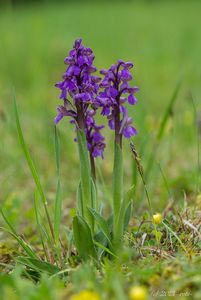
left=73, top=216, right=96, bottom=260
left=16, top=257, right=60, bottom=275
left=77, top=130, right=93, bottom=229
left=88, top=208, right=112, bottom=248
left=116, top=185, right=135, bottom=245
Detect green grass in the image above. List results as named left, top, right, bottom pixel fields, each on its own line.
left=0, top=1, right=201, bottom=299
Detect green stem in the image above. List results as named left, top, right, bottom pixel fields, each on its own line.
left=112, top=143, right=123, bottom=249
left=77, top=130, right=94, bottom=231
left=90, top=152, right=96, bottom=182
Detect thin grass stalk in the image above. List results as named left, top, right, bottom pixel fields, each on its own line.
left=130, top=141, right=153, bottom=214
left=13, top=93, right=55, bottom=243
left=191, top=95, right=200, bottom=193
left=54, top=126, right=62, bottom=245
left=0, top=210, right=38, bottom=260
left=34, top=193, right=49, bottom=262
left=144, top=79, right=182, bottom=182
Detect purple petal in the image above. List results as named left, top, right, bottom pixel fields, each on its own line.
left=122, top=61, right=134, bottom=69
left=100, top=69, right=108, bottom=75
left=127, top=86, right=139, bottom=94
left=54, top=113, right=63, bottom=124
left=128, top=94, right=137, bottom=105
left=101, top=106, right=110, bottom=116
left=120, top=69, right=132, bottom=82
left=123, top=126, right=137, bottom=138
left=60, top=89, right=67, bottom=100
left=108, top=118, right=115, bottom=130
left=74, top=38, right=82, bottom=49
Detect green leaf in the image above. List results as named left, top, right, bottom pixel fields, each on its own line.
left=73, top=216, right=96, bottom=260
left=88, top=208, right=112, bottom=248
left=76, top=181, right=83, bottom=217
left=157, top=79, right=182, bottom=141
left=54, top=126, right=60, bottom=175
left=113, top=143, right=123, bottom=216
left=112, top=143, right=123, bottom=244
left=162, top=220, right=187, bottom=253
left=123, top=202, right=132, bottom=230
left=0, top=214, right=38, bottom=260
left=34, top=192, right=49, bottom=261
left=94, top=214, right=114, bottom=258
left=144, top=80, right=182, bottom=182
left=77, top=130, right=93, bottom=229
left=94, top=230, right=108, bottom=259
left=13, top=93, right=54, bottom=241
left=16, top=257, right=60, bottom=275
left=93, top=241, right=117, bottom=258
left=0, top=208, right=38, bottom=259
left=116, top=185, right=135, bottom=245
left=54, top=126, right=62, bottom=244
left=91, top=178, right=97, bottom=211
left=54, top=180, right=62, bottom=245
left=2, top=227, right=38, bottom=260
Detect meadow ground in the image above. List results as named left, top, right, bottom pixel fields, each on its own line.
left=0, top=1, right=201, bottom=299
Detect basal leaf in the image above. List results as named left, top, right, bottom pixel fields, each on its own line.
left=77, top=130, right=93, bottom=229
left=73, top=216, right=96, bottom=260
left=88, top=208, right=112, bottom=248
left=16, top=257, right=60, bottom=275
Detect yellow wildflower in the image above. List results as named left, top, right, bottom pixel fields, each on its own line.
left=129, top=286, right=148, bottom=300
left=70, top=290, right=100, bottom=300
left=152, top=213, right=163, bottom=225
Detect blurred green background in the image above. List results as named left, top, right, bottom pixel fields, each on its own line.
left=0, top=0, right=201, bottom=225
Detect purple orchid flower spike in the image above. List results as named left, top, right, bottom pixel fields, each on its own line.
left=54, top=38, right=105, bottom=161
left=97, top=59, right=139, bottom=147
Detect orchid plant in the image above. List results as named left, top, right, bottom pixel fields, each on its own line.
left=54, top=39, right=139, bottom=258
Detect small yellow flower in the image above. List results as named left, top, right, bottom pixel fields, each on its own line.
left=129, top=286, right=148, bottom=300
left=152, top=213, right=162, bottom=225
left=70, top=290, right=100, bottom=300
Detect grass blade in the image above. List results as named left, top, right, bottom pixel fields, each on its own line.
left=13, top=93, right=54, bottom=242
left=34, top=192, right=49, bottom=261
left=54, top=126, right=62, bottom=245
left=145, top=79, right=182, bottom=180
left=191, top=95, right=200, bottom=193
left=16, top=257, right=60, bottom=275
left=116, top=185, right=135, bottom=240
left=0, top=209, right=38, bottom=259
left=162, top=220, right=187, bottom=253
left=93, top=240, right=117, bottom=258
left=54, top=180, right=62, bottom=245
left=54, top=125, right=60, bottom=174
left=157, top=79, right=182, bottom=141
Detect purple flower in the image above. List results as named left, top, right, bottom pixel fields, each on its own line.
left=85, top=110, right=105, bottom=159
left=54, top=38, right=105, bottom=158
left=97, top=59, right=139, bottom=145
